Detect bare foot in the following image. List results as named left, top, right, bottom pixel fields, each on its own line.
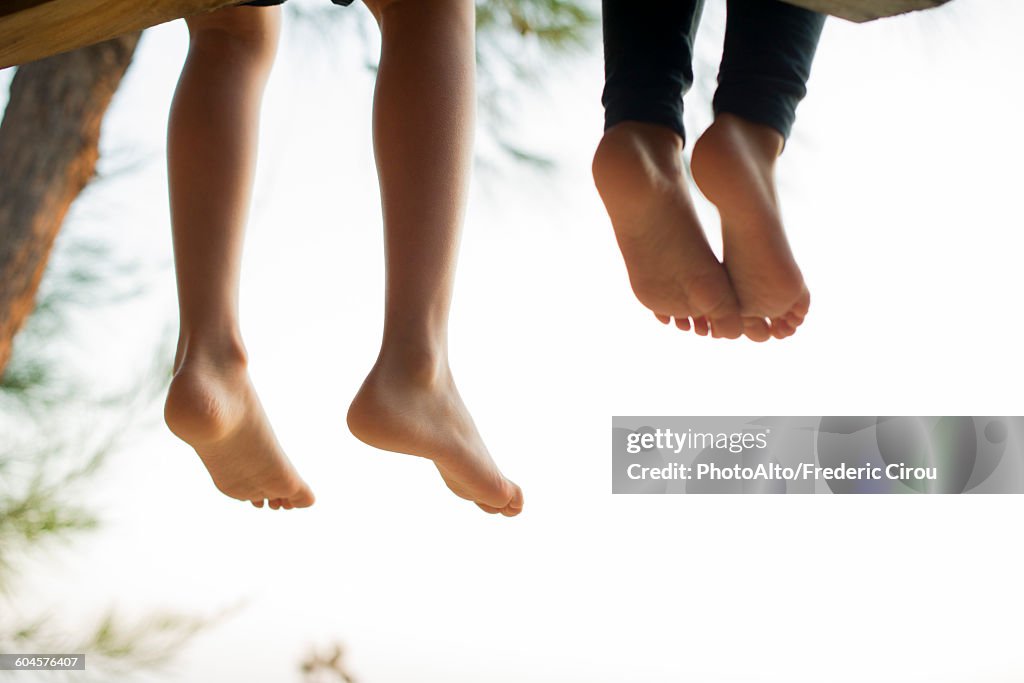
left=165, top=350, right=315, bottom=509
left=347, top=355, right=524, bottom=517
left=592, top=121, right=743, bottom=339
left=691, top=114, right=810, bottom=341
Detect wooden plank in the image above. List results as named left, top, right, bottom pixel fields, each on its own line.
left=782, top=0, right=952, bottom=22
left=0, top=0, right=957, bottom=71
left=0, top=0, right=241, bottom=70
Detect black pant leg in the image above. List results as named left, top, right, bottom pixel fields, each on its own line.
left=713, top=0, right=826, bottom=140
left=601, top=0, right=705, bottom=142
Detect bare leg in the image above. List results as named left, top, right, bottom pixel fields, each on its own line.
left=164, top=6, right=314, bottom=510
left=346, top=0, right=523, bottom=517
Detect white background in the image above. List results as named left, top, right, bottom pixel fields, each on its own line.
left=3, top=0, right=1024, bottom=680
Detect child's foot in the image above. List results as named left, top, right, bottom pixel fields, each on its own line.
left=691, top=114, right=810, bottom=341
left=592, top=121, right=743, bottom=339
left=347, top=355, right=524, bottom=517
left=165, top=350, right=315, bottom=509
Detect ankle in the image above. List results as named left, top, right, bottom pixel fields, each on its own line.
left=372, top=343, right=451, bottom=390
left=707, top=114, right=784, bottom=164
left=594, top=122, right=686, bottom=199
left=174, top=332, right=249, bottom=374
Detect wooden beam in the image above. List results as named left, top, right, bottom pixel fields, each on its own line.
left=782, top=0, right=952, bottom=22
left=0, top=0, right=241, bottom=70
left=0, top=0, right=958, bottom=71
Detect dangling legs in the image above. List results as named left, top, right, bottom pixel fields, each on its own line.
left=347, top=0, right=524, bottom=516
left=592, top=0, right=743, bottom=339
left=165, top=6, right=314, bottom=509
left=691, top=0, right=825, bottom=340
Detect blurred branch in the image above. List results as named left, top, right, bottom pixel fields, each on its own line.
left=301, top=642, right=358, bottom=683
left=284, top=0, right=598, bottom=168
left=0, top=137, right=196, bottom=679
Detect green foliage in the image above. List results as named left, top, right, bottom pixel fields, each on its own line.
left=475, top=0, right=599, bottom=167
left=1, top=609, right=214, bottom=681
left=0, top=223, right=204, bottom=681
left=476, top=0, right=596, bottom=50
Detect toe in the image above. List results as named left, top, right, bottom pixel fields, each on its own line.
left=654, top=312, right=671, bottom=325
left=674, top=316, right=691, bottom=331
left=692, top=316, right=710, bottom=336
left=252, top=499, right=264, bottom=508
left=771, top=319, right=796, bottom=339
left=692, top=285, right=743, bottom=340
left=502, top=483, right=525, bottom=517
left=743, top=317, right=771, bottom=342
left=475, top=481, right=525, bottom=517
left=710, top=313, right=743, bottom=339
left=289, top=484, right=316, bottom=508
left=268, top=498, right=282, bottom=510
left=792, top=290, right=811, bottom=319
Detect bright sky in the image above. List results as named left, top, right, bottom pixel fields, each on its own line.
left=5, top=0, right=1024, bottom=681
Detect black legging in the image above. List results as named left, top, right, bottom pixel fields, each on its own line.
left=601, top=0, right=826, bottom=143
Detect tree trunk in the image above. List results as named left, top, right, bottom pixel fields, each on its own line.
left=0, top=32, right=141, bottom=377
